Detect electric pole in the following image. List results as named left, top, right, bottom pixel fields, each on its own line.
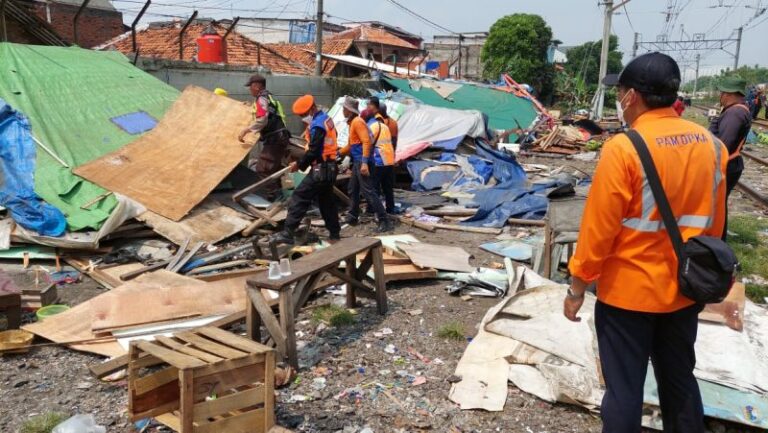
left=457, top=33, right=463, bottom=79
left=733, top=26, right=742, bottom=71
left=591, top=0, right=631, bottom=119
left=632, top=32, right=639, bottom=58
left=315, top=0, right=323, bottom=76
left=693, top=53, right=700, bottom=98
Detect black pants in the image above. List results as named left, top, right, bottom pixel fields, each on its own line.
left=373, top=165, right=395, bottom=214
left=723, top=165, right=743, bottom=241
left=348, top=161, right=386, bottom=220
left=284, top=170, right=340, bottom=238
left=596, top=301, right=704, bottom=433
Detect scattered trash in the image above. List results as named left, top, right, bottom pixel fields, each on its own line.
left=384, top=344, right=397, bottom=354
left=412, top=376, right=427, bottom=386
left=52, top=414, right=106, bottom=433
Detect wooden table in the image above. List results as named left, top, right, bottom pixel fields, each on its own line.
left=246, top=237, right=387, bottom=368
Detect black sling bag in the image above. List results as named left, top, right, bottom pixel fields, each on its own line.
left=626, top=129, right=738, bottom=304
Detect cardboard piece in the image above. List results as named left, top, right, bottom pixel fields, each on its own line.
left=699, top=282, right=746, bottom=331
left=74, top=86, right=255, bottom=221
left=398, top=242, right=474, bottom=273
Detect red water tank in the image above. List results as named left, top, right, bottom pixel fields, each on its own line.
left=197, top=28, right=225, bottom=63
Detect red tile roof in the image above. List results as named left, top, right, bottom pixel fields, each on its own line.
left=100, top=22, right=312, bottom=75
left=265, top=39, right=355, bottom=76
left=328, top=25, right=420, bottom=50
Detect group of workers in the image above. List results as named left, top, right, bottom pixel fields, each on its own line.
left=747, top=83, right=766, bottom=120
left=565, top=52, right=752, bottom=433
left=237, top=74, right=399, bottom=245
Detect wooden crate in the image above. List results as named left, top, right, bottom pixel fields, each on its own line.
left=21, top=282, right=58, bottom=309
left=128, top=327, right=275, bottom=433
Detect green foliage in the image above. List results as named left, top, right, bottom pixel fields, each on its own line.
left=564, top=35, right=623, bottom=87
left=681, top=66, right=768, bottom=93
left=311, top=304, right=355, bottom=327
left=21, top=413, right=68, bottom=433
left=437, top=321, right=465, bottom=341
left=481, top=14, right=555, bottom=99
left=727, top=215, right=768, bottom=302
left=553, top=70, right=591, bottom=114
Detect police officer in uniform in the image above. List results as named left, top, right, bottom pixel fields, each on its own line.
left=238, top=74, right=290, bottom=199
left=271, top=95, right=341, bottom=244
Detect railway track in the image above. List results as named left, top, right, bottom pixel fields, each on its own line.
left=740, top=151, right=768, bottom=208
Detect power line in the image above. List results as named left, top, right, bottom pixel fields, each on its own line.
left=382, top=0, right=456, bottom=34
left=113, top=0, right=303, bottom=14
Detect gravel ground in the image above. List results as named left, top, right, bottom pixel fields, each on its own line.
left=1, top=149, right=766, bottom=433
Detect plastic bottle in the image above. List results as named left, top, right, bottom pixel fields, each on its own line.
left=52, top=414, right=106, bottom=433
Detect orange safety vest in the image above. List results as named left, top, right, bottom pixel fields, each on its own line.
left=370, top=115, right=395, bottom=166
left=302, top=111, right=338, bottom=161
left=569, top=107, right=728, bottom=313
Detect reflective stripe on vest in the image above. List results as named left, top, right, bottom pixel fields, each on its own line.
left=622, top=132, right=722, bottom=232
left=303, top=112, right=338, bottom=161
left=371, top=119, right=395, bottom=166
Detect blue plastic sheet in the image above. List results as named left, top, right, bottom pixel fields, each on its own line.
left=462, top=180, right=567, bottom=228
left=110, top=111, right=158, bottom=135
left=432, top=136, right=464, bottom=150
left=475, top=139, right=527, bottom=185
left=0, top=100, right=66, bottom=236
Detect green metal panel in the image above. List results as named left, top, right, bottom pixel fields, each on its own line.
left=0, top=43, right=180, bottom=231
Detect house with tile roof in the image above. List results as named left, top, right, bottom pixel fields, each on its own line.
left=326, top=24, right=423, bottom=65
left=98, top=20, right=312, bottom=75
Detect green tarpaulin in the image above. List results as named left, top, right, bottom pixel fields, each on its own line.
left=0, top=43, right=179, bottom=231
left=383, top=77, right=538, bottom=132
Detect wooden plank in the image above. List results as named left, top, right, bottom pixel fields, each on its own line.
left=247, top=288, right=287, bottom=354
left=197, top=327, right=272, bottom=355
left=179, top=370, right=194, bottom=433
left=174, top=332, right=249, bottom=360
left=264, top=351, right=276, bottom=429
left=74, top=86, right=255, bottom=221
left=64, top=257, right=146, bottom=289
left=133, top=367, right=179, bottom=396
left=193, top=363, right=265, bottom=402
left=431, top=222, right=502, bottom=235
left=280, top=288, right=298, bottom=369
left=90, top=271, right=243, bottom=332
left=371, top=246, right=388, bottom=315
left=131, top=399, right=180, bottom=422
left=382, top=264, right=438, bottom=282
left=166, top=237, right=191, bottom=271
left=345, top=254, right=357, bottom=309
left=247, top=237, right=382, bottom=290
left=155, top=413, right=181, bottom=432
left=138, top=199, right=252, bottom=246
left=293, top=273, right=322, bottom=315
left=154, top=335, right=224, bottom=364
left=195, top=409, right=265, bottom=433
left=193, top=386, right=264, bottom=422
left=194, top=353, right=265, bottom=377
left=135, top=340, right=207, bottom=370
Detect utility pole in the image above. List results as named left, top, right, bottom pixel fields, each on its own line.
left=693, top=53, right=700, bottom=99
left=314, top=0, right=323, bottom=76
left=733, top=26, right=742, bottom=70
left=457, top=33, right=463, bottom=79
left=632, top=32, right=639, bottom=58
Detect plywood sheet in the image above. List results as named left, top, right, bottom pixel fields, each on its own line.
left=700, top=282, right=746, bottom=331
left=137, top=199, right=252, bottom=246
left=74, top=86, right=255, bottom=221
left=89, top=270, right=244, bottom=332
left=398, top=242, right=474, bottom=273
left=64, top=258, right=146, bottom=289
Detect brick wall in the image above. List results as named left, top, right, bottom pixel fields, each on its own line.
left=2, top=17, right=46, bottom=44
left=28, top=1, right=124, bottom=48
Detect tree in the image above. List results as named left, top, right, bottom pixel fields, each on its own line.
left=563, top=35, right=623, bottom=87
left=481, top=14, right=554, bottom=99
left=680, top=66, right=768, bottom=93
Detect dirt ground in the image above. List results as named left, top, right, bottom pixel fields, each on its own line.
left=2, top=146, right=767, bottom=433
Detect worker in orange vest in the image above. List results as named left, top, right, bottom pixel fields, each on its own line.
left=708, top=76, right=751, bottom=240
left=339, top=97, right=393, bottom=233
left=364, top=105, right=397, bottom=216
left=565, top=53, right=727, bottom=433
left=270, top=94, right=340, bottom=244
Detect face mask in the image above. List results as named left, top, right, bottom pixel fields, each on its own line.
left=301, top=114, right=313, bottom=124
left=615, top=90, right=632, bottom=125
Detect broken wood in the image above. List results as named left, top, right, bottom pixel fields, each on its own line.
left=170, top=242, right=205, bottom=273
left=80, top=191, right=114, bottom=210
left=233, top=166, right=291, bottom=202
left=166, top=237, right=191, bottom=271
left=431, top=222, right=502, bottom=235
left=242, top=202, right=286, bottom=237
left=186, top=259, right=255, bottom=275
left=119, top=260, right=171, bottom=281
left=397, top=216, right=436, bottom=232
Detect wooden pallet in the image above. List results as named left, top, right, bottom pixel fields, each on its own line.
left=128, top=327, right=275, bottom=433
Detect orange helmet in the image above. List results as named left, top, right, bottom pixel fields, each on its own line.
left=292, top=94, right=315, bottom=115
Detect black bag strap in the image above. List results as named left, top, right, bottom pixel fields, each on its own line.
left=625, top=129, right=685, bottom=262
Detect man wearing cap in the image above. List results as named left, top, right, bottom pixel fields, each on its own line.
left=565, top=53, right=727, bottom=433
left=238, top=74, right=290, bottom=200
left=271, top=94, right=341, bottom=244
left=709, top=76, right=751, bottom=240
left=339, top=97, right=393, bottom=233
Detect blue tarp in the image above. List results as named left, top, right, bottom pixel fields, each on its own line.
left=462, top=180, right=572, bottom=228
left=475, top=139, right=527, bottom=185
left=406, top=160, right=460, bottom=191
left=0, top=100, right=66, bottom=236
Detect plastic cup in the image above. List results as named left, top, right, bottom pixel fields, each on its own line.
left=268, top=261, right=281, bottom=280
left=279, top=258, right=292, bottom=276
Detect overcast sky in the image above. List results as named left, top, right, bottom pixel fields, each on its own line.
left=116, top=0, right=767, bottom=80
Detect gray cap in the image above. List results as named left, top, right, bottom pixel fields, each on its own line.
left=342, top=96, right=359, bottom=114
